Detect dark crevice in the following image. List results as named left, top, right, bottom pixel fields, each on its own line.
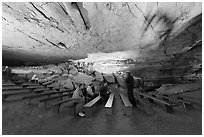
left=106, top=2, right=112, bottom=10
left=58, top=2, right=68, bottom=15
left=186, top=40, right=202, bottom=53
left=3, top=3, right=13, bottom=10
left=95, top=3, right=98, bottom=10
left=134, top=4, right=155, bottom=33
left=60, top=2, right=77, bottom=30
left=40, top=2, right=51, bottom=7
left=71, top=2, right=89, bottom=30
left=28, top=35, right=45, bottom=45
left=17, top=28, right=45, bottom=45
left=56, top=26, right=64, bottom=33
left=29, top=2, right=50, bottom=21
left=24, top=16, right=31, bottom=22
left=126, top=2, right=139, bottom=20
left=25, top=4, right=37, bottom=15
left=58, top=42, right=68, bottom=49
left=30, top=17, right=42, bottom=23
left=63, top=27, right=70, bottom=33
left=50, top=24, right=64, bottom=33
left=46, top=39, right=62, bottom=49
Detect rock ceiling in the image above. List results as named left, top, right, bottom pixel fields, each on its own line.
left=2, top=2, right=202, bottom=65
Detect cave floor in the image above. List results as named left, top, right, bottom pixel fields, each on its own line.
left=2, top=85, right=202, bottom=135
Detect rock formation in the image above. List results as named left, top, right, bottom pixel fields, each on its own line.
left=2, top=2, right=202, bottom=66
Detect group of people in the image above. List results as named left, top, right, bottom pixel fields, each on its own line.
left=69, top=71, right=138, bottom=117
left=3, top=65, right=138, bottom=117
left=67, top=82, right=111, bottom=117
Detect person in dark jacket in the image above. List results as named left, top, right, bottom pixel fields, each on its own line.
left=3, top=66, right=12, bottom=81
left=125, top=71, right=137, bottom=107
left=99, top=82, right=110, bottom=101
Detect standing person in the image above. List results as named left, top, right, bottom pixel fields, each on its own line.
left=90, top=83, right=99, bottom=96
left=3, top=66, right=12, bottom=81
left=99, top=82, right=111, bottom=101
left=125, top=71, right=137, bottom=107
left=71, top=83, right=86, bottom=117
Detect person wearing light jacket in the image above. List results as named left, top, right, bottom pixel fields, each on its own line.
left=71, top=83, right=86, bottom=117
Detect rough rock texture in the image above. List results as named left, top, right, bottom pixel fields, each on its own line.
left=114, top=72, right=126, bottom=87
left=68, top=66, right=78, bottom=75
left=2, top=2, right=202, bottom=65
left=94, top=71, right=104, bottom=81
left=103, top=73, right=115, bottom=83
left=47, top=65, right=62, bottom=74
left=60, top=79, right=74, bottom=90
left=73, top=72, right=94, bottom=85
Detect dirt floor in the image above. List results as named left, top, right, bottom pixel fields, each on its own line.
left=2, top=85, right=202, bottom=135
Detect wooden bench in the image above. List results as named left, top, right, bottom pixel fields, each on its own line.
left=38, top=79, right=51, bottom=84
left=163, top=94, right=201, bottom=108
left=50, top=98, right=74, bottom=113
left=151, top=93, right=192, bottom=111
left=38, top=77, right=60, bottom=84
left=3, top=86, right=24, bottom=91
left=46, top=83, right=61, bottom=90
left=14, top=79, right=28, bottom=85
left=2, top=83, right=16, bottom=86
left=136, top=92, right=177, bottom=113
left=119, top=93, right=132, bottom=116
left=26, top=85, right=44, bottom=91
left=23, top=89, right=70, bottom=104
left=38, top=92, right=73, bottom=108
left=105, top=93, right=115, bottom=115
left=2, top=89, right=31, bottom=101
left=47, top=84, right=54, bottom=90
left=33, top=87, right=49, bottom=94
left=22, top=82, right=40, bottom=87
left=52, top=86, right=61, bottom=91
left=84, top=95, right=102, bottom=117
left=42, top=80, right=56, bottom=86
left=134, top=96, right=154, bottom=115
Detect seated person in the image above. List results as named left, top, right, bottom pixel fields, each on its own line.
left=66, top=83, right=86, bottom=117
left=85, top=83, right=98, bottom=102
left=99, top=82, right=111, bottom=101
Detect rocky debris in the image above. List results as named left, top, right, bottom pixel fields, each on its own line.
left=155, top=82, right=202, bottom=94
left=38, top=74, right=59, bottom=83
left=73, top=72, right=94, bottom=85
left=58, top=62, right=69, bottom=69
left=113, top=72, right=126, bottom=87
left=94, top=71, right=104, bottom=81
left=11, top=69, right=33, bottom=74
left=49, top=81, right=61, bottom=88
left=47, top=65, right=62, bottom=74
left=92, top=80, right=102, bottom=93
left=58, top=63, right=70, bottom=74
left=103, top=73, right=115, bottom=83
left=60, top=79, right=74, bottom=90
left=68, top=66, right=78, bottom=75
left=26, top=71, right=35, bottom=79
